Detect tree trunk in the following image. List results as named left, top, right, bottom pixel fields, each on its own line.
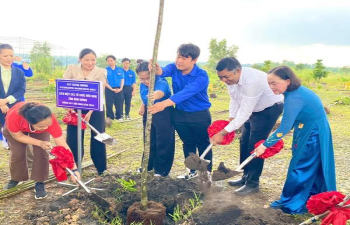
left=140, top=0, right=165, bottom=211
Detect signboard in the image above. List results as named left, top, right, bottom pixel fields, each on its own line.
left=56, top=79, right=103, bottom=111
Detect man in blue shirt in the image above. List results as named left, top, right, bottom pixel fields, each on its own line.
left=149, top=43, right=212, bottom=180
left=122, top=58, right=136, bottom=120
left=105, top=55, right=124, bottom=121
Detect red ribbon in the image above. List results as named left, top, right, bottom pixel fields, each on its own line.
left=307, top=191, right=350, bottom=225
left=62, top=111, right=87, bottom=129
left=49, top=146, right=75, bottom=182
left=207, top=120, right=235, bottom=145
left=252, top=139, right=284, bottom=159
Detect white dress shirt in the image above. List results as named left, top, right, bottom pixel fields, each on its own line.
left=224, top=67, right=283, bottom=133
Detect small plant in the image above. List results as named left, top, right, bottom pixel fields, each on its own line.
left=91, top=206, right=110, bottom=224
left=117, top=178, right=137, bottom=192
left=169, top=192, right=202, bottom=223
left=110, top=216, right=123, bottom=225
left=42, top=83, right=56, bottom=93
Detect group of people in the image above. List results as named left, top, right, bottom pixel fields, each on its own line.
left=0, top=42, right=336, bottom=215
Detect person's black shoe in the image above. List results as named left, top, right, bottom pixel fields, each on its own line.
left=4, top=180, right=19, bottom=190
left=34, top=182, right=47, bottom=199
left=228, top=178, right=245, bottom=187
left=234, top=185, right=259, bottom=196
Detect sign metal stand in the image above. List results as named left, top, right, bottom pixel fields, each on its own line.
left=55, top=79, right=104, bottom=195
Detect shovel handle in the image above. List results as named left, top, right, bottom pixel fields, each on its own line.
left=200, top=143, right=213, bottom=159
left=236, top=152, right=257, bottom=171
left=66, top=168, right=91, bottom=193
left=70, top=110, right=101, bottom=135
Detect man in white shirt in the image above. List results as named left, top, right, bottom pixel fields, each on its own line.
left=211, top=57, right=283, bottom=195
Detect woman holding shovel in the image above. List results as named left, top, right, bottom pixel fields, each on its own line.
left=63, top=48, right=108, bottom=176
left=137, top=61, right=175, bottom=177
left=254, top=66, right=336, bottom=214
left=3, top=102, right=80, bottom=199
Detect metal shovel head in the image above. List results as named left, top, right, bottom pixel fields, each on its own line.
left=94, top=133, right=116, bottom=145
left=88, top=192, right=111, bottom=209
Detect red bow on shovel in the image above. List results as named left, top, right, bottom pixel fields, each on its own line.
left=62, top=111, right=87, bottom=130
left=235, top=139, right=284, bottom=171
left=48, top=146, right=75, bottom=182
left=300, top=191, right=350, bottom=225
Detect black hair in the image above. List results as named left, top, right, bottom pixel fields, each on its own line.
left=136, top=59, right=143, bottom=64
left=0, top=44, right=14, bottom=53
left=106, top=55, right=116, bottom=61
left=79, top=48, right=96, bottom=59
left=177, top=43, right=200, bottom=60
left=18, top=102, right=52, bottom=125
left=122, top=58, right=130, bottom=63
left=268, top=66, right=301, bottom=92
left=136, top=61, right=149, bottom=74
left=216, top=57, right=242, bottom=72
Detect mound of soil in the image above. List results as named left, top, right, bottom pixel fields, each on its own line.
left=25, top=173, right=304, bottom=225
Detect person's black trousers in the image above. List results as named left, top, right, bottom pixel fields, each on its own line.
left=123, top=85, right=133, bottom=116
left=66, top=109, right=107, bottom=174
left=172, top=108, right=212, bottom=172
left=240, top=102, right=284, bottom=187
left=105, top=87, right=124, bottom=119
left=143, top=107, right=175, bottom=176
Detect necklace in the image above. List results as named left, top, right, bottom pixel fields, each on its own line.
left=29, top=125, right=36, bottom=132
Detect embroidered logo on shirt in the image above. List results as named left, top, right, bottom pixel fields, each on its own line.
left=298, top=123, right=304, bottom=129
left=277, top=133, right=283, bottom=137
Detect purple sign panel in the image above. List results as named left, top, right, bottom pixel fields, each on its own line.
left=56, top=79, right=103, bottom=111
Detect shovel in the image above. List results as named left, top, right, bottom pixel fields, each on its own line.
left=65, top=167, right=111, bottom=209
left=47, top=150, right=111, bottom=210
left=71, top=111, right=116, bottom=145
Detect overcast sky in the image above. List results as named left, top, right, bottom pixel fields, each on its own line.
left=2, top=0, right=350, bottom=67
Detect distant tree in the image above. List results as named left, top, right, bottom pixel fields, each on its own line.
left=96, top=54, right=109, bottom=68
left=251, top=64, right=263, bottom=70
left=340, top=66, right=350, bottom=75
left=313, top=59, right=328, bottom=82
left=281, top=60, right=295, bottom=67
left=208, top=38, right=238, bottom=70
left=296, top=63, right=306, bottom=70
left=29, top=42, right=54, bottom=75
left=261, top=60, right=272, bottom=72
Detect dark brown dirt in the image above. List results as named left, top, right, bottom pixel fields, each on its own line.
left=212, top=162, right=241, bottom=181
left=127, top=201, right=166, bottom=225
left=185, top=189, right=304, bottom=225
left=184, top=153, right=209, bottom=171
left=23, top=173, right=305, bottom=225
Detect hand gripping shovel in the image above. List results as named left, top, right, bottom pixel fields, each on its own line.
left=71, top=111, right=116, bottom=145
left=47, top=149, right=111, bottom=210
left=184, top=120, right=237, bottom=180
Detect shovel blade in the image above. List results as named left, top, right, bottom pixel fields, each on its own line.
left=88, top=192, right=111, bottom=209
left=94, top=133, right=116, bottom=145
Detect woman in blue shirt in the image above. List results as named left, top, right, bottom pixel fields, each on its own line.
left=137, top=61, right=175, bottom=177
left=254, top=66, right=336, bottom=214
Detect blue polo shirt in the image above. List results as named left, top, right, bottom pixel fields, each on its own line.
left=106, top=66, right=124, bottom=87
left=160, top=63, right=211, bottom=112
left=140, top=77, right=171, bottom=105
left=123, top=69, right=136, bottom=86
